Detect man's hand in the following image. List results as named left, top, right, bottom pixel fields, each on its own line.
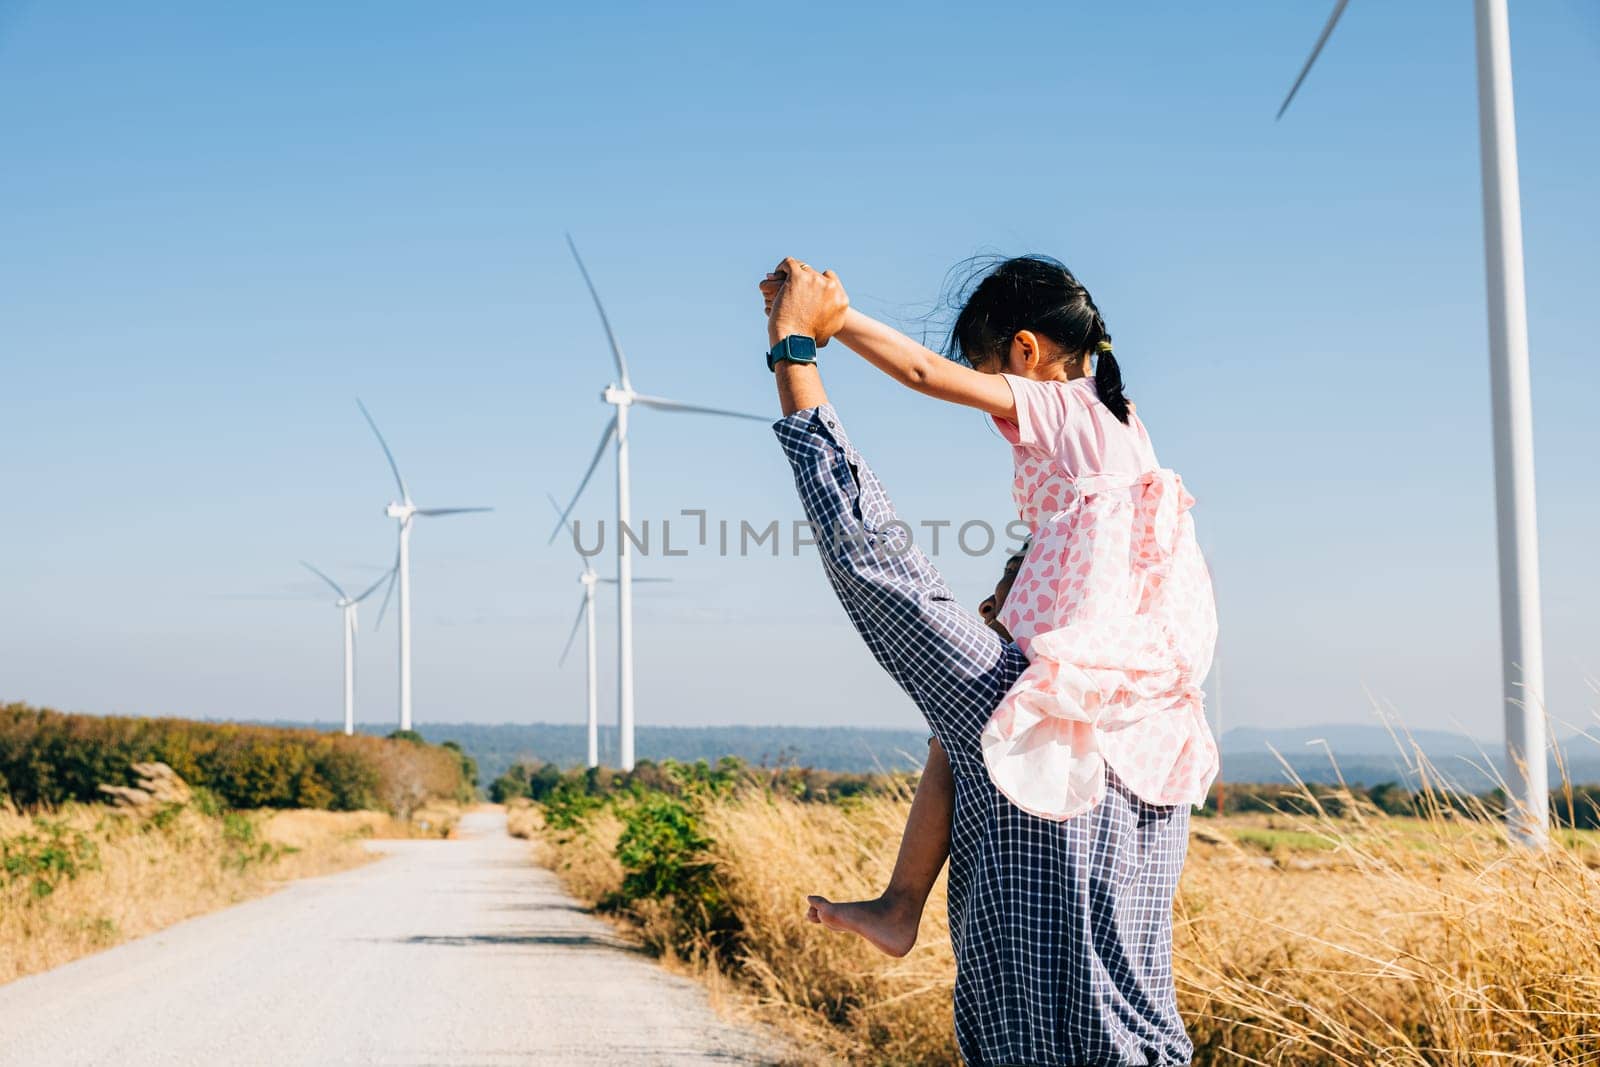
left=761, top=257, right=849, bottom=348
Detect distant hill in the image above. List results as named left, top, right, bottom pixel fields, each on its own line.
left=1215, top=723, right=1600, bottom=790
left=259, top=720, right=1600, bottom=790
left=409, top=723, right=935, bottom=786
left=279, top=722, right=935, bottom=786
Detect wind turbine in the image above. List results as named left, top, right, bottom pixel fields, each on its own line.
left=301, top=561, right=393, bottom=736
left=549, top=236, right=767, bottom=771
left=358, top=400, right=492, bottom=733
left=560, top=555, right=603, bottom=769
left=549, top=494, right=669, bottom=769
left=1277, top=0, right=1549, bottom=841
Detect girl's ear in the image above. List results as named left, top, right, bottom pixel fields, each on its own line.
left=1009, top=330, right=1042, bottom=375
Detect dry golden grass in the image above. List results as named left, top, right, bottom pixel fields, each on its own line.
left=259, top=800, right=465, bottom=847
left=385, top=798, right=466, bottom=839
left=1176, top=795, right=1600, bottom=1066
left=0, top=801, right=379, bottom=985
left=533, top=788, right=1600, bottom=1066
left=702, top=794, right=958, bottom=1066
left=534, top=811, right=628, bottom=908
left=506, top=799, right=628, bottom=907
left=504, top=798, right=540, bottom=841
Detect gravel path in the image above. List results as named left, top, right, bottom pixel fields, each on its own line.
left=0, top=810, right=779, bottom=1066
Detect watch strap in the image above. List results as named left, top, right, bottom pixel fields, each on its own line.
left=766, top=335, right=819, bottom=372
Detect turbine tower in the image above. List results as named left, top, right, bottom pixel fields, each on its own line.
left=358, top=400, right=492, bottom=733
left=301, top=561, right=393, bottom=735
left=561, top=559, right=602, bottom=768
left=549, top=236, right=766, bottom=771
left=551, top=492, right=603, bottom=769
left=551, top=495, right=671, bottom=769
left=1277, top=0, right=1548, bottom=841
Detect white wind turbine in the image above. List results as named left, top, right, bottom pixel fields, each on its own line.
left=561, top=553, right=603, bottom=769
left=358, top=400, right=492, bottom=733
left=1277, top=0, right=1549, bottom=840
left=301, top=561, right=394, bottom=736
left=549, top=494, right=669, bottom=769
left=548, top=235, right=767, bottom=771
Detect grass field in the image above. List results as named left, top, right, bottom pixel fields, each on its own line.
left=523, top=783, right=1600, bottom=1066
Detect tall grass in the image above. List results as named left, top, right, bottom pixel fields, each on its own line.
left=1175, top=780, right=1600, bottom=1065
left=529, top=774, right=1600, bottom=1065
left=0, top=799, right=382, bottom=984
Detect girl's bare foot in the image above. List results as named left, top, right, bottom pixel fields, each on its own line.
left=805, top=892, right=922, bottom=958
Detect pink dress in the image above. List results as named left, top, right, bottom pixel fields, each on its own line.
left=985, top=374, right=1219, bottom=821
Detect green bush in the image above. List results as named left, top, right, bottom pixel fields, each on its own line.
left=440, top=740, right=479, bottom=800
left=1, top=818, right=101, bottom=899
left=543, top=779, right=604, bottom=830
left=0, top=702, right=466, bottom=814
left=490, top=759, right=566, bottom=804
left=615, top=791, right=715, bottom=901
left=535, top=759, right=748, bottom=955
left=488, top=768, right=527, bottom=804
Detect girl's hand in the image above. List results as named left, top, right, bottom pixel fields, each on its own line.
left=761, top=257, right=849, bottom=347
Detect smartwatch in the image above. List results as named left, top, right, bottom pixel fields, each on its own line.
left=766, top=334, right=818, bottom=372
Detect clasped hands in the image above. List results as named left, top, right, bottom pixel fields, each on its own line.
left=759, top=257, right=850, bottom=349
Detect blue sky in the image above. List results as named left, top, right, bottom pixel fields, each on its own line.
left=2, top=2, right=1596, bottom=745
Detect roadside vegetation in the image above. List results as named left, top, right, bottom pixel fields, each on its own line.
left=0, top=705, right=478, bottom=984
left=0, top=703, right=476, bottom=816
left=518, top=755, right=1600, bottom=1066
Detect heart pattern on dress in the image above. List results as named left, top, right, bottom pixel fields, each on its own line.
left=992, top=455, right=1218, bottom=820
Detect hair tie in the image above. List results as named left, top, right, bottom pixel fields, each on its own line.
left=1095, top=340, right=1114, bottom=355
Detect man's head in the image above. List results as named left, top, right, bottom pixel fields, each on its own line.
left=979, top=549, right=1027, bottom=643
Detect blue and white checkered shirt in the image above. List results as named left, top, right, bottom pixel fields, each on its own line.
left=775, top=405, right=1193, bottom=1067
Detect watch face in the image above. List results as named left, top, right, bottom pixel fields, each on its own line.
left=768, top=336, right=817, bottom=370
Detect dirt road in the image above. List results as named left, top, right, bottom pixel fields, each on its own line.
left=0, top=810, right=777, bottom=1066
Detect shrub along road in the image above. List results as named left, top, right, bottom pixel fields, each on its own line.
left=0, top=810, right=776, bottom=1066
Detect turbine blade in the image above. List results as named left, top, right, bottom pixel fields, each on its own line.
left=352, top=563, right=396, bottom=604
left=630, top=393, right=769, bottom=422
left=1276, top=0, right=1352, bottom=121
left=548, top=415, right=618, bottom=544
left=300, top=560, right=348, bottom=601
left=357, top=399, right=411, bottom=503
left=415, top=506, right=494, bottom=517
left=599, top=576, right=672, bottom=584
left=374, top=547, right=400, bottom=631
left=566, top=234, right=631, bottom=388
left=558, top=596, right=587, bottom=666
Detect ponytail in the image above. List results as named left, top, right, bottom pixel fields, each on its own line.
left=1093, top=339, right=1130, bottom=425
left=948, top=256, right=1132, bottom=423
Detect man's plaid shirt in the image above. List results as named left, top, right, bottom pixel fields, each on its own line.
left=775, top=405, right=1193, bottom=1067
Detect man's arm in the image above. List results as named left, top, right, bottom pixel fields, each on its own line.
left=771, top=404, right=1025, bottom=772
left=761, top=256, right=1025, bottom=768
left=775, top=360, right=827, bottom=418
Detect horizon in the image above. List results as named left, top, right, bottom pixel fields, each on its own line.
left=2, top=4, right=1596, bottom=743
left=18, top=699, right=1594, bottom=751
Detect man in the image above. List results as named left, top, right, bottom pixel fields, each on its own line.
left=762, top=259, right=1193, bottom=1066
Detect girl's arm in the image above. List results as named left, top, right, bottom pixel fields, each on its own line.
left=834, top=308, right=1017, bottom=422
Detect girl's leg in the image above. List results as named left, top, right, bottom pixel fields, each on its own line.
left=806, top=737, right=954, bottom=958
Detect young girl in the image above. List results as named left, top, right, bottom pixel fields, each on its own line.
left=767, top=255, right=1219, bottom=957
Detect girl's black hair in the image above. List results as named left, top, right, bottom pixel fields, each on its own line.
left=944, top=255, right=1130, bottom=424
